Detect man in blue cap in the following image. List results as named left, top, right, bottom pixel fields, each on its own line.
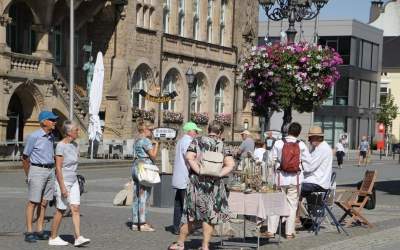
left=22, top=111, right=58, bottom=243
left=171, top=122, right=202, bottom=234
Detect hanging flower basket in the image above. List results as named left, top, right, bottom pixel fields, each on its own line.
left=132, top=108, right=155, bottom=122
left=215, top=113, right=232, bottom=126
left=240, top=42, right=343, bottom=114
left=163, top=111, right=184, bottom=124
left=190, top=112, right=209, bottom=125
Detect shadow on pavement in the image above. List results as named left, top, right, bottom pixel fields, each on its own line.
left=374, top=180, right=400, bottom=195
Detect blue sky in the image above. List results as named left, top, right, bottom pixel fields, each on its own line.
left=259, top=0, right=380, bottom=23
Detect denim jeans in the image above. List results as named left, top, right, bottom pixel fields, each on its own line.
left=131, top=166, right=152, bottom=224
left=173, top=189, right=186, bottom=233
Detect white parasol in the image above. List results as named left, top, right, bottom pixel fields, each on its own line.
left=88, top=52, right=104, bottom=159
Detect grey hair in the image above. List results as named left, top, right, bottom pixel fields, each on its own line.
left=62, top=120, right=78, bottom=135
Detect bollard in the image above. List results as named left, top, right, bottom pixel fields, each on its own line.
left=380, top=149, right=382, bottom=160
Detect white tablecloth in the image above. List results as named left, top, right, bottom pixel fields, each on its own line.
left=228, top=191, right=290, bottom=219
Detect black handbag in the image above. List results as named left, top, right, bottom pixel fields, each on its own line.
left=356, top=181, right=376, bottom=210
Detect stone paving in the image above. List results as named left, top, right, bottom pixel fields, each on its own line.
left=0, top=158, right=400, bottom=250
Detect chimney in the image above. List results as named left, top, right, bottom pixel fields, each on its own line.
left=369, top=1, right=384, bottom=23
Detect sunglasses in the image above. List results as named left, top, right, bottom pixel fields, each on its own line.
left=48, top=119, right=57, bottom=122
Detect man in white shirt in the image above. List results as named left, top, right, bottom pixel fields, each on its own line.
left=171, top=122, right=202, bottom=234
left=301, top=126, right=333, bottom=198
left=265, top=122, right=311, bottom=239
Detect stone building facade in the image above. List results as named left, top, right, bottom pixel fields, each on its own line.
left=0, top=0, right=259, bottom=153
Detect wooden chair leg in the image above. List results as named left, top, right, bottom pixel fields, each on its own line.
left=351, top=209, right=373, bottom=228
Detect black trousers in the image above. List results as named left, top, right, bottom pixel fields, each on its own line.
left=173, top=189, right=186, bottom=234
left=336, top=151, right=345, bottom=165
left=300, top=183, right=327, bottom=199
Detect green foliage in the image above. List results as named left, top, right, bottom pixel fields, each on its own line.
left=377, top=93, right=399, bottom=129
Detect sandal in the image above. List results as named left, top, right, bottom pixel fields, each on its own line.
left=139, top=223, right=155, bottom=232
left=168, top=242, right=184, bottom=250
left=260, top=232, right=275, bottom=238
left=286, top=234, right=295, bottom=239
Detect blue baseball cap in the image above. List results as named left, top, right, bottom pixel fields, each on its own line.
left=38, top=111, right=58, bottom=122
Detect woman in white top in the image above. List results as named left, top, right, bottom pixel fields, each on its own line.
left=335, top=139, right=345, bottom=169
left=254, top=139, right=266, bottom=162
left=48, top=120, right=90, bottom=247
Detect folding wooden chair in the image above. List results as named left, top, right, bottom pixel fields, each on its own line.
left=335, top=170, right=377, bottom=228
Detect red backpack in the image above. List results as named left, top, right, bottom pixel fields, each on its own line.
left=280, top=138, right=301, bottom=173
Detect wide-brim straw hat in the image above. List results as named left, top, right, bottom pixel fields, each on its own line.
left=308, top=126, right=324, bottom=137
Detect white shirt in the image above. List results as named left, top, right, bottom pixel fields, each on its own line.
left=172, top=134, right=193, bottom=189
left=254, top=148, right=266, bottom=162
left=303, top=141, right=333, bottom=190
left=335, top=142, right=345, bottom=152
left=272, top=136, right=312, bottom=186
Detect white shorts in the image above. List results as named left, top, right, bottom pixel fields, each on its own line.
left=55, top=180, right=80, bottom=210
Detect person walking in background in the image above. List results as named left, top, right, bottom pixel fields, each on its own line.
left=335, top=138, right=345, bottom=169
left=48, top=120, right=90, bottom=246
left=265, top=131, right=276, bottom=151
left=358, top=136, right=370, bottom=167
left=171, top=122, right=202, bottom=235
left=236, top=130, right=255, bottom=160
left=168, top=121, right=235, bottom=250
left=131, top=120, right=159, bottom=232
left=254, top=140, right=266, bottom=162
left=22, top=111, right=58, bottom=243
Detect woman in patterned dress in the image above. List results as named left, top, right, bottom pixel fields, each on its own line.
left=131, top=120, right=159, bottom=232
left=169, top=121, right=235, bottom=250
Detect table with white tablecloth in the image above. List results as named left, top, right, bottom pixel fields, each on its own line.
left=223, top=191, right=290, bottom=249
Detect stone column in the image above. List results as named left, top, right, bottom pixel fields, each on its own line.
left=213, top=0, right=221, bottom=45
left=32, top=24, right=52, bottom=59
left=185, top=0, right=193, bottom=37
left=236, top=85, right=244, bottom=125
left=0, top=14, right=11, bottom=52
left=225, top=0, right=233, bottom=47
left=199, top=0, right=207, bottom=41
left=170, top=0, right=178, bottom=35
left=144, top=6, right=150, bottom=28
left=137, top=4, right=144, bottom=27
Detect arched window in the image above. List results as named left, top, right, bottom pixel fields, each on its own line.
left=6, top=2, right=36, bottom=54
left=178, top=0, right=185, bottom=36
left=131, top=67, right=150, bottom=110
left=163, top=0, right=170, bottom=33
left=214, top=79, right=225, bottom=113
left=193, top=0, right=199, bottom=39
left=220, top=0, right=227, bottom=46
left=219, top=25, right=225, bottom=45
left=207, top=21, right=212, bottom=43
left=208, top=0, right=213, bottom=18
left=207, top=0, right=213, bottom=43
left=136, top=4, right=143, bottom=27
left=162, top=72, right=177, bottom=111
left=190, top=80, right=202, bottom=113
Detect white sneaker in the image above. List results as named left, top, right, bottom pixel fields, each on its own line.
left=48, top=236, right=69, bottom=246
left=74, top=236, right=90, bottom=247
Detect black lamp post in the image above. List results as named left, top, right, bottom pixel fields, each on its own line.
left=259, top=0, right=328, bottom=44
left=185, top=67, right=195, bottom=121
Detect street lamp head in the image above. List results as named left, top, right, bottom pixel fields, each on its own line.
left=186, top=67, right=195, bottom=86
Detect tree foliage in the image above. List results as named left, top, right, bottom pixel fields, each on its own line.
left=377, top=93, right=399, bottom=129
